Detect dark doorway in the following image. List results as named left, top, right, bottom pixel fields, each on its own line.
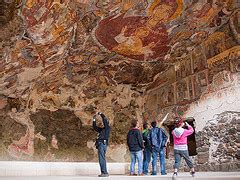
left=166, top=118, right=197, bottom=156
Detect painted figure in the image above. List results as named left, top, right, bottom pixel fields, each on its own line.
left=95, top=0, right=183, bottom=61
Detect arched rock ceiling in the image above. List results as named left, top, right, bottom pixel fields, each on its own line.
left=0, top=0, right=238, bottom=98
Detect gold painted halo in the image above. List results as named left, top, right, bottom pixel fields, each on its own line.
left=148, top=0, right=183, bottom=22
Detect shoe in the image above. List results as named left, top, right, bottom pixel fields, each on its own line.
left=172, top=172, right=178, bottom=177
left=98, top=174, right=109, bottom=177
left=138, top=173, right=144, bottom=176
left=190, top=171, right=195, bottom=177
left=161, top=173, right=167, bottom=175
left=151, top=172, right=157, bottom=175
left=129, top=173, right=137, bottom=176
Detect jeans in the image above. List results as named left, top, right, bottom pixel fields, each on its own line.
left=130, top=150, right=143, bottom=175
left=143, top=148, right=151, bottom=174
left=98, top=142, right=108, bottom=174
left=173, top=149, right=193, bottom=169
left=152, top=147, right=166, bottom=175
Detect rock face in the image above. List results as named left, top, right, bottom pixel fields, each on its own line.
left=195, top=111, right=240, bottom=171
left=0, top=0, right=240, bottom=171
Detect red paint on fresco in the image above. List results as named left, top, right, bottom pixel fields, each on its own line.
left=95, top=14, right=170, bottom=61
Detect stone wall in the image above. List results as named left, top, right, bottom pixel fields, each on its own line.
left=195, top=111, right=240, bottom=171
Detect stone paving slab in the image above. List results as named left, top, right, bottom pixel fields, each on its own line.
left=0, top=172, right=239, bottom=180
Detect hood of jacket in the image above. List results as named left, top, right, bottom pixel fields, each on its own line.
left=173, top=127, right=184, bottom=138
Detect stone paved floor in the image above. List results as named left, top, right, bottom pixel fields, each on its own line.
left=0, top=172, right=239, bottom=180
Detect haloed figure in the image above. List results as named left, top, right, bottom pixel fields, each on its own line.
left=93, top=112, right=111, bottom=177
left=172, top=117, right=195, bottom=177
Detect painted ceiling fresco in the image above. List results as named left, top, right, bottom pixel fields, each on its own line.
left=0, top=0, right=239, bottom=94
left=0, top=0, right=239, bottom=162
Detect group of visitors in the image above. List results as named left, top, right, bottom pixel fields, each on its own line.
left=92, top=111, right=195, bottom=177
left=126, top=116, right=195, bottom=177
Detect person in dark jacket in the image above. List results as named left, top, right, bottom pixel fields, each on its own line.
left=127, top=119, right=144, bottom=176
left=142, top=122, right=151, bottom=175
left=93, top=112, right=110, bottom=177
left=149, top=121, right=168, bottom=175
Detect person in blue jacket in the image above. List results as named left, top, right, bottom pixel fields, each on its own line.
left=149, top=121, right=168, bottom=175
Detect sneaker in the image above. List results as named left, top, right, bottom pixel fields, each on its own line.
left=172, top=172, right=178, bottom=177
left=98, top=173, right=109, bottom=177
left=190, top=171, right=195, bottom=177
left=129, top=173, right=137, bottom=176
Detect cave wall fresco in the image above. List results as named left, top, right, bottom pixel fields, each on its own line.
left=144, top=56, right=240, bottom=171
left=143, top=7, right=240, bottom=171
left=0, top=0, right=239, bottom=167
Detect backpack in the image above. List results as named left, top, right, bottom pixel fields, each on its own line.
left=142, top=130, right=151, bottom=149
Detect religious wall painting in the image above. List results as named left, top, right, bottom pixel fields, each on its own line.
left=193, top=69, right=209, bottom=99
left=145, top=93, right=158, bottom=111
left=176, top=78, right=189, bottom=104
left=229, top=10, right=240, bottom=44
left=166, top=84, right=176, bottom=106
left=149, top=66, right=176, bottom=90
left=184, top=0, right=234, bottom=30
left=95, top=0, right=149, bottom=16
left=229, top=46, right=240, bottom=72
left=142, top=111, right=150, bottom=121
left=151, top=109, right=159, bottom=121
left=157, top=86, right=167, bottom=108
left=157, top=84, right=176, bottom=108
left=188, top=76, right=194, bottom=100
left=192, top=45, right=207, bottom=73
left=175, top=61, right=181, bottom=81
left=230, top=58, right=240, bottom=72
left=212, top=70, right=235, bottom=90
left=207, top=46, right=239, bottom=82
left=176, top=55, right=193, bottom=80
left=95, top=0, right=183, bottom=61
left=204, top=32, right=228, bottom=60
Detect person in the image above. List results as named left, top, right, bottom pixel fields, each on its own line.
left=142, top=122, right=151, bottom=175
left=127, top=119, right=144, bottom=176
left=149, top=121, right=168, bottom=175
left=172, top=117, right=195, bottom=177
left=92, top=112, right=111, bottom=177
left=157, top=113, right=170, bottom=159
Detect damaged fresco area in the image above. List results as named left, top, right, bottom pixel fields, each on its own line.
left=196, top=111, right=240, bottom=171
left=0, top=0, right=239, bottom=170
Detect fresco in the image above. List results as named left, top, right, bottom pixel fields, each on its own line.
left=0, top=0, right=239, bottom=171
left=95, top=0, right=183, bottom=61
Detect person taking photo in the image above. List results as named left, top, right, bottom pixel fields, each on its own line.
left=93, top=112, right=110, bottom=177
